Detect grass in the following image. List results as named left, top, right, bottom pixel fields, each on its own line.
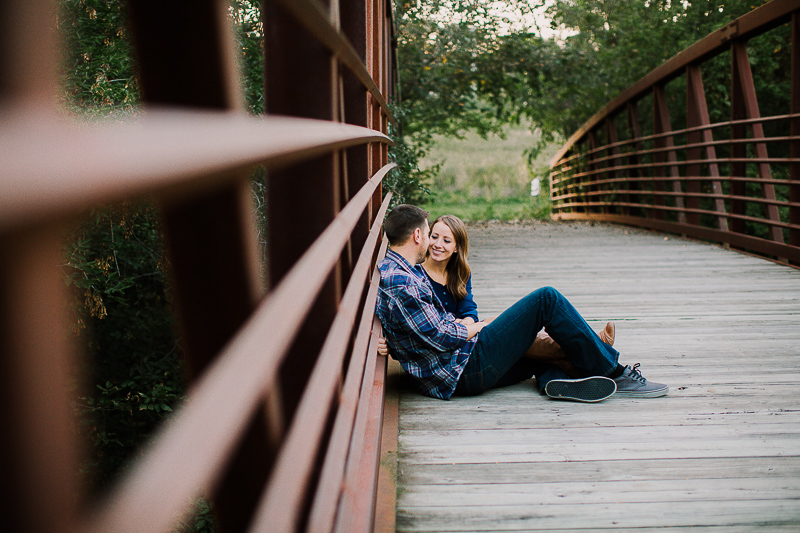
left=418, top=124, right=561, bottom=222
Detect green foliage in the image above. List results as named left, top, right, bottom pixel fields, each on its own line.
left=537, top=0, right=774, bottom=137
left=230, top=0, right=265, bottom=114
left=60, top=0, right=139, bottom=111
left=64, top=203, right=184, bottom=490
left=394, top=0, right=780, bottom=159
left=386, top=104, right=435, bottom=207
left=395, top=0, right=538, bottom=138
left=418, top=124, right=554, bottom=221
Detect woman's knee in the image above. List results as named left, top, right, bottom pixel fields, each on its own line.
left=533, top=286, right=561, bottom=300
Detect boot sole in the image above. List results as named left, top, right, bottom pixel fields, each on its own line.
left=544, top=377, right=617, bottom=402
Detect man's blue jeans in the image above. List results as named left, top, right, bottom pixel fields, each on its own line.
left=454, top=286, right=619, bottom=396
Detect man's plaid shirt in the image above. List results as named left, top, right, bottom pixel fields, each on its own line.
left=376, top=250, right=477, bottom=399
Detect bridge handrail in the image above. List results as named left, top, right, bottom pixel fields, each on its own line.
left=549, top=0, right=800, bottom=266
left=1, top=1, right=397, bottom=532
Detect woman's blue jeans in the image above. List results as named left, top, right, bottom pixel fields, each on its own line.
left=454, top=286, right=619, bottom=396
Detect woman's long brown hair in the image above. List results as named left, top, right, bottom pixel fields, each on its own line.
left=431, top=215, right=471, bottom=300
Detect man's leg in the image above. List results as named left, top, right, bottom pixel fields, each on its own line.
left=455, top=286, right=619, bottom=396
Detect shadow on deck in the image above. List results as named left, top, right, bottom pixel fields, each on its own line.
left=393, top=220, right=800, bottom=532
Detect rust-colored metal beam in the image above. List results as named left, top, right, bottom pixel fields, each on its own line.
left=0, top=228, right=80, bottom=533
left=82, top=164, right=393, bottom=533
left=243, top=167, right=393, bottom=533
left=653, top=84, right=686, bottom=223
left=0, top=2, right=77, bottom=532
left=792, top=13, right=800, bottom=259
left=686, top=65, right=729, bottom=232
left=732, top=41, right=785, bottom=244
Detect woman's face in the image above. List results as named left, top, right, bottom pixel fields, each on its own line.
left=428, top=221, right=457, bottom=263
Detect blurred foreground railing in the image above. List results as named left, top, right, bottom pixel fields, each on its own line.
left=550, top=0, right=800, bottom=266
left=0, top=1, right=397, bottom=532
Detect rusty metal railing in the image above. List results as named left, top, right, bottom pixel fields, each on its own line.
left=549, top=0, right=800, bottom=266
left=0, top=1, right=397, bottom=532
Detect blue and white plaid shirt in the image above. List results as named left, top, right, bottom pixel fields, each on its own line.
left=376, top=250, right=477, bottom=399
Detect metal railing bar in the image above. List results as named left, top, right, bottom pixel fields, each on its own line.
left=556, top=135, right=800, bottom=172
left=553, top=189, right=800, bottom=209
left=553, top=111, right=800, bottom=170
left=335, top=317, right=387, bottom=533
left=551, top=0, right=800, bottom=165
left=554, top=200, right=800, bottom=231
left=249, top=192, right=392, bottom=533
left=0, top=109, right=390, bottom=233
left=551, top=173, right=794, bottom=188
left=274, top=0, right=395, bottom=125
left=304, top=238, right=387, bottom=533
left=553, top=212, right=800, bottom=263
left=556, top=156, right=800, bottom=181
left=81, top=163, right=395, bottom=533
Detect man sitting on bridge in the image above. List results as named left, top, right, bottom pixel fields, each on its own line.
left=375, top=204, right=668, bottom=402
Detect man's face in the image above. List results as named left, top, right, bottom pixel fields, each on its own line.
left=415, top=220, right=430, bottom=264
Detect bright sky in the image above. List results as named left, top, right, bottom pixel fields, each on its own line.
left=423, top=0, right=569, bottom=41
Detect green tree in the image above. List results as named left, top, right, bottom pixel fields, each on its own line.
left=393, top=0, right=781, bottom=158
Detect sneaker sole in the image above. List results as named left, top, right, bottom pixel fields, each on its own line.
left=614, top=386, right=669, bottom=398
left=545, top=377, right=617, bottom=403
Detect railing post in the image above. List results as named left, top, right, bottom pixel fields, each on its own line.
left=730, top=41, right=749, bottom=237
left=0, top=230, right=80, bottom=533
left=686, top=64, right=729, bottom=232
left=586, top=131, right=599, bottom=215
left=126, top=1, right=268, bottom=530
left=731, top=41, right=785, bottom=245
left=342, top=0, right=373, bottom=261
left=0, top=2, right=79, bottom=532
left=792, top=12, right=800, bottom=262
left=653, top=85, right=685, bottom=223
left=605, top=117, right=622, bottom=216
left=262, top=4, right=345, bottom=528
left=626, top=101, right=644, bottom=217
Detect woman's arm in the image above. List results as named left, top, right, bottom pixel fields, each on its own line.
left=456, top=275, right=479, bottom=322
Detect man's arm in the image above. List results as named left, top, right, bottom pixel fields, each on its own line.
left=389, top=285, right=470, bottom=352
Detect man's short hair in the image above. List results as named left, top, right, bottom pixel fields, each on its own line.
left=384, top=204, right=429, bottom=245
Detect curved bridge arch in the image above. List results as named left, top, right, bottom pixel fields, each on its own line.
left=550, top=0, right=800, bottom=267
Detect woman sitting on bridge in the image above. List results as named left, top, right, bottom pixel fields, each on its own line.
left=376, top=207, right=668, bottom=401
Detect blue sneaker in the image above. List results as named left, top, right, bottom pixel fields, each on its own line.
left=613, top=363, right=668, bottom=398
left=544, top=376, right=617, bottom=402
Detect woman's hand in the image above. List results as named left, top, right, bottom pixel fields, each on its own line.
left=454, top=317, right=476, bottom=325
left=377, top=336, right=390, bottom=357
left=465, top=320, right=488, bottom=340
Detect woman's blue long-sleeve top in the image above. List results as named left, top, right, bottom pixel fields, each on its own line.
left=423, top=270, right=479, bottom=322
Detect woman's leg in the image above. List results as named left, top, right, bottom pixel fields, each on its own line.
left=455, top=287, right=619, bottom=395
left=524, top=322, right=615, bottom=377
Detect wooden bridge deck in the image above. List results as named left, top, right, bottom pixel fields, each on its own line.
left=394, top=221, right=800, bottom=532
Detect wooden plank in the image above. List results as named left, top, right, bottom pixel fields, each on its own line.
left=399, top=477, right=800, bottom=507
left=396, top=500, right=800, bottom=531
left=395, top=221, right=800, bottom=532
left=399, top=456, right=800, bottom=485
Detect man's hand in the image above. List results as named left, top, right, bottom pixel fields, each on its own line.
left=454, top=317, right=476, bottom=325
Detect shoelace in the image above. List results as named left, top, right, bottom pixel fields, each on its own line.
left=628, top=363, right=647, bottom=384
